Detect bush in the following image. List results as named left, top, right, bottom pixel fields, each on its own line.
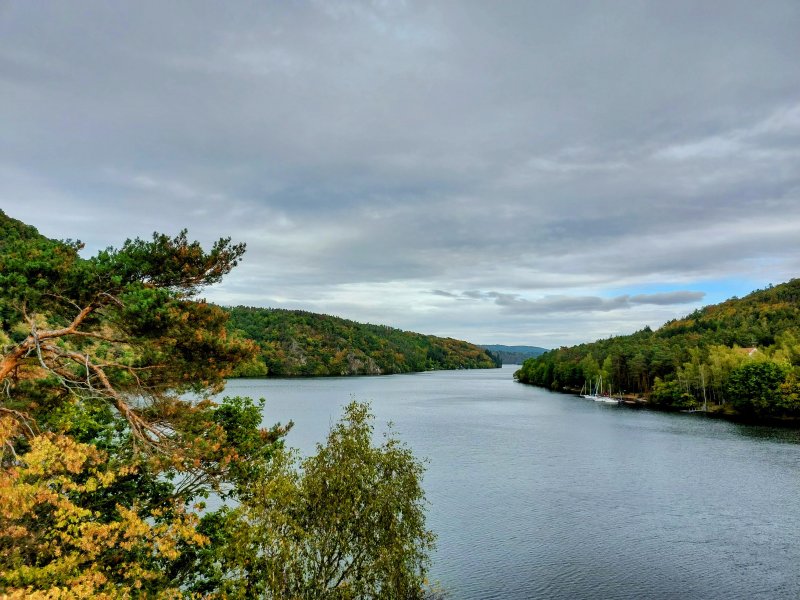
left=219, top=401, right=436, bottom=599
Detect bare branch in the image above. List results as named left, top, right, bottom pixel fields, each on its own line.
left=0, top=407, right=39, bottom=439
left=0, top=304, right=97, bottom=383
left=43, top=292, right=83, bottom=314
left=100, top=291, right=125, bottom=307
left=34, top=304, right=95, bottom=342
left=27, top=342, right=172, bottom=450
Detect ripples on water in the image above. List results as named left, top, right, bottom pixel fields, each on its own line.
left=222, top=366, right=800, bottom=599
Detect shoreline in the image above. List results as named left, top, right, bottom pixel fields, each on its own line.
left=518, top=381, right=800, bottom=428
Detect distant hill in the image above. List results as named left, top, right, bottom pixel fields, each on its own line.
left=480, top=345, right=548, bottom=365
left=0, top=209, right=45, bottom=245
left=515, top=280, right=800, bottom=419
left=226, top=306, right=501, bottom=377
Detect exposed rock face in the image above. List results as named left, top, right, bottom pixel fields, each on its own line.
left=345, top=352, right=382, bottom=375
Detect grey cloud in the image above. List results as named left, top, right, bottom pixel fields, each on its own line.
left=629, top=291, right=706, bottom=306
left=447, top=290, right=706, bottom=315
left=461, top=291, right=486, bottom=300
left=1, top=1, right=798, bottom=345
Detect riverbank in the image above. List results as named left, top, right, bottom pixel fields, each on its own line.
left=526, top=383, right=800, bottom=427
left=229, top=363, right=501, bottom=380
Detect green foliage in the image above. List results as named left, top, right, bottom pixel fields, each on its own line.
left=0, top=211, right=279, bottom=596
left=725, top=361, right=789, bottom=416
left=0, top=210, right=254, bottom=406
left=210, top=396, right=291, bottom=500
left=650, top=377, right=697, bottom=409
left=778, top=373, right=800, bottom=414
left=226, top=306, right=499, bottom=376
left=217, top=401, right=436, bottom=599
left=515, top=279, right=800, bottom=419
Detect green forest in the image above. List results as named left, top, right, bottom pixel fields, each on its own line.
left=226, top=306, right=501, bottom=377
left=515, top=280, right=800, bottom=420
left=480, top=345, right=548, bottom=365
left=0, top=210, right=436, bottom=598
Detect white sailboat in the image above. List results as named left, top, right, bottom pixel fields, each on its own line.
left=583, top=376, right=619, bottom=404
left=582, top=376, right=601, bottom=400
left=594, top=393, right=620, bottom=404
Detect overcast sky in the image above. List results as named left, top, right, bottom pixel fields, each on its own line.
left=2, top=1, right=799, bottom=347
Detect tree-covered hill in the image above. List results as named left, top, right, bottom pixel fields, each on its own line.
left=515, top=280, right=800, bottom=419
left=480, top=344, right=548, bottom=365
left=226, top=306, right=501, bottom=376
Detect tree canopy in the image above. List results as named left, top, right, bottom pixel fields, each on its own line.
left=215, top=402, right=435, bottom=599
left=0, top=211, right=251, bottom=445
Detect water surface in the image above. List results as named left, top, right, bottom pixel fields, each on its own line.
left=222, top=365, right=800, bottom=599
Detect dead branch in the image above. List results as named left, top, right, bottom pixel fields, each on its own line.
left=0, top=407, right=39, bottom=438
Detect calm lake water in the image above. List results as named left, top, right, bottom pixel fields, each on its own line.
left=222, top=365, right=800, bottom=599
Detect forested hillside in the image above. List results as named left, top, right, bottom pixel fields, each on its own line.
left=226, top=306, right=501, bottom=376
left=515, top=280, right=800, bottom=419
left=481, top=345, right=547, bottom=365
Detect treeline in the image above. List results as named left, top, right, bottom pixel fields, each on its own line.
left=226, top=306, right=502, bottom=376
left=515, top=280, right=800, bottom=419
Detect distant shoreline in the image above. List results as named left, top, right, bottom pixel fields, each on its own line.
left=229, top=363, right=502, bottom=380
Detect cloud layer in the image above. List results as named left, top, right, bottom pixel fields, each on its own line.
left=1, top=1, right=799, bottom=345
left=440, top=290, right=707, bottom=315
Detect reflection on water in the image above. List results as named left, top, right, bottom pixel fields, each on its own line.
left=731, top=421, right=800, bottom=444
left=222, top=366, right=800, bottom=599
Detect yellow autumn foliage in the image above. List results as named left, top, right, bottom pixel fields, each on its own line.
left=0, top=419, right=207, bottom=599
